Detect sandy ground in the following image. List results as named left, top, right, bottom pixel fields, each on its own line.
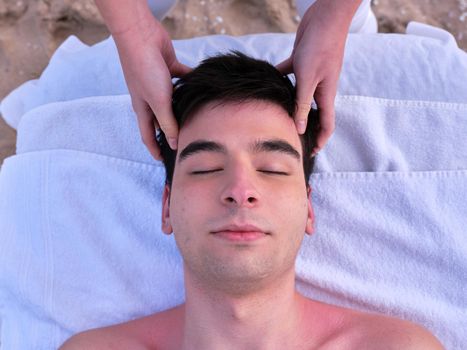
left=1, top=0, right=466, bottom=165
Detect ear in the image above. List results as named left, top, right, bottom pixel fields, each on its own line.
left=305, top=186, right=314, bottom=235
left=161, top=184, right=173, bottom=235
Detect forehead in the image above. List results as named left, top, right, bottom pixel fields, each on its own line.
left=177, top=100, right=302, bottom=155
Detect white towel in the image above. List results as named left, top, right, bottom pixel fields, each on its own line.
left=2, top=28, right=467, bottom=129
left=1, top=28, right=467, bottom=349
left=1, top=94, right=466, bottom=349
left=300, top=170, right=467, bottom=348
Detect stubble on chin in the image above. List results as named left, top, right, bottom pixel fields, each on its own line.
left=185, top=246, right=295, bottom=297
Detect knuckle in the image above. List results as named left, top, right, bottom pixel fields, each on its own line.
left=158, top=122, right=176, bottom=136
left=325, top=124, right=335, bottom=134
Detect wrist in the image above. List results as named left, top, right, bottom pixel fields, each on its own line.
left=305, top=0, right=361, bottom=29
left=299, top=0, right=362, bottom=46
left=95, top=0, right=155, bottom=37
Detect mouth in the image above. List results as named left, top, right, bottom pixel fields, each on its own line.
left=211, top=224, right=269, bottom=242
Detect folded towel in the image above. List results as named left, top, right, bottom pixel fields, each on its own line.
left=1, top=94, right=466, bottom=349
left=1, top=28, right=467, bottom=350
left=2, top=27, right=467, bottom=130
left=14, top=95, right=467, bottom=173
left=300, top=170, right=467, bottom=349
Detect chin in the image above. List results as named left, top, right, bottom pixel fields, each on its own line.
left=202, top=255, right=278, bottom=290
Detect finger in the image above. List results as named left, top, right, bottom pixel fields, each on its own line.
left=132, top=99, right=163, bottom=161
left=153, top=118, right=160, bottom=133
left=296, top=102, right=312, bottom=135
left=313, top=91, right=336, bottom=154
left=295, top=79, right=318, bottom=135
left=170, top=61, right=192, bottom=77
left=149, top=92, right=179, bottom=151
left=275, top=56, right=293, bottom=75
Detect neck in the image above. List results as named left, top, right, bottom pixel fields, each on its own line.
left=180, top=269, right=310, bottom=350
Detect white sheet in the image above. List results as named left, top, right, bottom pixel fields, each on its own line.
left=1, top=93, right=466, bottom=349
left=1, top=28, right=467, bottom=349
left=2, top=29, right=467, bottom=128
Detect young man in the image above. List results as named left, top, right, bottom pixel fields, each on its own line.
left=60, top=52, right=444, bottom=349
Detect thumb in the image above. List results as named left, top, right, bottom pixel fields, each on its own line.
left=149, top=93, right=179, bottom=151
left=313, top=89, right=336, bottom=153
left=295, top=76, right=317, bottom=135
left=170, top=61, right=192, bottom=77
left=132, top=98, right=164, bottom=160
left=275, top=56, right=293, bottom=75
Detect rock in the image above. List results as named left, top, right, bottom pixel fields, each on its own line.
left=163, top=0, right=298, bottom=38
left=0, top=0, right=28, bottom=20
left=37, top=0, right=104, bottom=33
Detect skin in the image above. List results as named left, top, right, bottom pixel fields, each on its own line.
left=94, top=0, right=362, bottom=159
left=276, top=0, right=361, bottom=154
left=60, top=100, right=445, bottom=350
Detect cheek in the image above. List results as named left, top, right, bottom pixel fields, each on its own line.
left=268, top=183, right=308, bottom=219
left=170, top=193, right=193, bottom=232
left=169, top=182, right=214, bottom=234
left=268, top=189, right=309, bottom=241
left=169, top=195, right=196, bottom=255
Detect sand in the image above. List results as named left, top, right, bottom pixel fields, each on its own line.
left=1, top=0, right=466, bottom=165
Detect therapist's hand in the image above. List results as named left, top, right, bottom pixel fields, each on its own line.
left=95, top=0, right=191, bottom=160
left=115, top=19, right=191, bottom=159
left=276, top=0, right=361, bottom=155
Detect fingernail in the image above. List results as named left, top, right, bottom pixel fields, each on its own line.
left=296, top=120, right=306, bottom=134
left=168, top=137, right=178, bottom=150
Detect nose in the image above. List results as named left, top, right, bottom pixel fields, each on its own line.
left=221, top=166, right=260, bottom=208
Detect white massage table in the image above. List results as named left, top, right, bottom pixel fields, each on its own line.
left=0, top=23, right=466, bottom=349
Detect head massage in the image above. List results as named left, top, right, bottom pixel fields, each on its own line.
left=0, top=0, right=466, bottom=349
left=157, top=51, right=318, bottom=187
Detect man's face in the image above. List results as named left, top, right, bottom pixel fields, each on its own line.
left=162, top=100, right=314, bottom=294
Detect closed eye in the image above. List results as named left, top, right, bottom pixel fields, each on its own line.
left=259, top=170, right=289, bottom=176
left=190, top=169, right=289, bottom=175
left=190, top=169, right=223, bottom=175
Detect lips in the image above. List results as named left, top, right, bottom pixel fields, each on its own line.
left=211, top=224, right=269, bottom=242
left=212, top=224, right=266, bottom=233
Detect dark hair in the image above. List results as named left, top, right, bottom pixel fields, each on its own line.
left=157, top=51, right=318, bottom=187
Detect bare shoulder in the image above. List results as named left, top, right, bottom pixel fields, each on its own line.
left=348, top=312, right=445, bottom=350
left=58, top=322, right=150, bottom=350
left=58, top=327, right=141, bottom=350
left=59, top=305, right=184, bottom=350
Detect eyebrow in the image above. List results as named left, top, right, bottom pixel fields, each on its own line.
left=250, top=139, right=300, bottom=161
left=178, top=140, right=227, bottom=163
left=177, top=138, right=301, bottom=163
